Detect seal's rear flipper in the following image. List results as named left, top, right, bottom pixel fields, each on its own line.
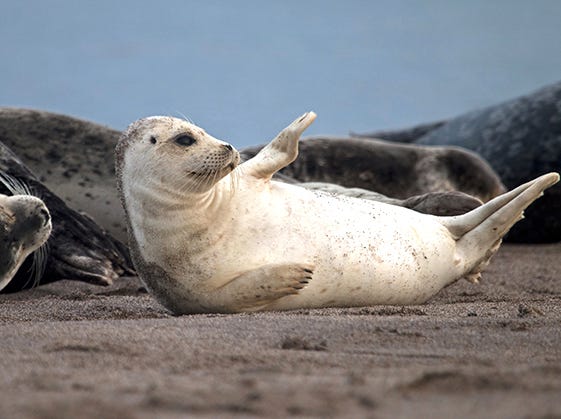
left=241, top=112, right=316, bottom=180
left=441, top=172, right=559, bottom=279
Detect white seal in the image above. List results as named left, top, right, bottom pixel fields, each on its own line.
left=116, top=112, right=559, bottom=314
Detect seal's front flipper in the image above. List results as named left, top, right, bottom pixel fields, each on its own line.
left=242, top=112, right=316, bottom=180
left=210, top=262, right=314, bottom=312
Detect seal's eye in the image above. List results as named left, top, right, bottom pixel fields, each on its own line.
left=150, top=136, right=157, bottom=144
left=175, top=135, right=197, bottom=147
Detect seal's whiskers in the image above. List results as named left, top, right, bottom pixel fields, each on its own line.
left=0, top=171, right=32, bottom=196
left=24, top=241, right=49, bottom=289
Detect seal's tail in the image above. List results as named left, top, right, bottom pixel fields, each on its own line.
left=440, top=172, right=559, bottom=282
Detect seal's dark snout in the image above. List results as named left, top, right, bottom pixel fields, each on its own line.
left=223, top=144, right=233, bottom=151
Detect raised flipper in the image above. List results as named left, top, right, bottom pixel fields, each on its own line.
left=208, top=262, right=314, bottom=312
left=241, top=112, right=316, bottom=180
left=440, top=172, right=560, bottom=280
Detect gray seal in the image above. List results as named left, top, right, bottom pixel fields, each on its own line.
left=0, top=107, right=126, bottom=242
left=241, top=136, right=506, bottom=203
left=0, top=173, right=51, bottom=291
left=356, top=81, right=561, bottom=242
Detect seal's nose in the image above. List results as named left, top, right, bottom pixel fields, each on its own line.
left=223, top=144, right=233, bottom=151
left=39, top=208, right=50, bottom=226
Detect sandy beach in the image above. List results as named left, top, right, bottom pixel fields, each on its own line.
left=0, top=243, right=560, bottom=418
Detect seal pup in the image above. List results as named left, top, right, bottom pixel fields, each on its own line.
left=116, top=113, right=559, bottom=314
left=0, top=173, right=51, bottom=291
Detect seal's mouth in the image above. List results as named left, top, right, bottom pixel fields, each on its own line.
left=187, top=169, right=212, bottom=176
left=229, top=150, right=241, bottom=171
left=187, top=165, right=234, bottom=177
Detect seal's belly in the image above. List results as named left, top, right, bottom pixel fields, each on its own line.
left=207, top=182, right=459, bottom=308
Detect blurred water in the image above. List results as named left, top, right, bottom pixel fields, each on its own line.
left=1, top=0, right=561, bottom=147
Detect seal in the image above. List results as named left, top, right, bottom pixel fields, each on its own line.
left=116, top=113, right=559, bottom=314
left=0, top=108, right=126, bottom=242
left=299, top=182, right=483, bottom=216
left=241, top=135, right=506, bottom=204
left=0, top=173, right=51, bottom=291
left=355, top=81, right=561, bottom=242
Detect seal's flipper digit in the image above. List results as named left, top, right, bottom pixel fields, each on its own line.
left=57, top=253, right=118, bottom=286
left=209, top=262, right=315, bottom=312
left=242, top=112, right=316, bottom=180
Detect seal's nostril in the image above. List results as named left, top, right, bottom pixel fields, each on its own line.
left=223, top=144, right=233, bottom=151
left=40, top=208, right=50, bottom=225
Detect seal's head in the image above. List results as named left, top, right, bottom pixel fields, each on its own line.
left=0, top=193, right=51, bottom=291
left=116, top=116, right=240, bottom=195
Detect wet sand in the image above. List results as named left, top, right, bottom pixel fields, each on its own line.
left=1, top=243, right=560, bottom=418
